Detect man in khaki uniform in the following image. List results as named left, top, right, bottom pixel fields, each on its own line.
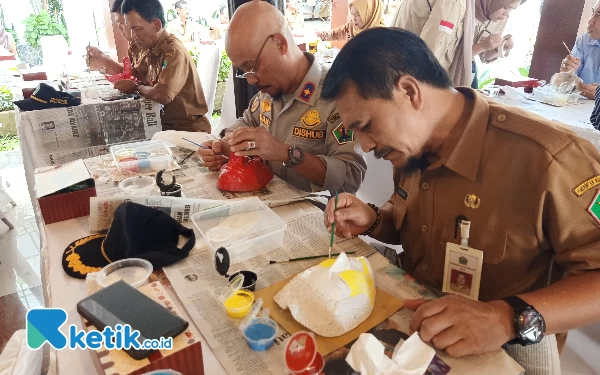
left=322, top=29, right=600, bottom=358
left=115, top=0, right=211, bottom=132
left=198, top=1, right=366, bottom=193
left=86, top=0, right=148, bottom=81
left=392, top=0, right=466, bottom=84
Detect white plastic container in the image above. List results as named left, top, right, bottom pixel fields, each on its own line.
left=110, top=140, right=173, bottom=174
left=192, top=197, right=286, bottom=264
left=96, top=258, right=153, bottom=289
left=118, top=176, right=156, bottom=195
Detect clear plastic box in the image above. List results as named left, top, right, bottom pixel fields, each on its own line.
left=192, top=197, right=287, bottom=264
left=110, top=140, right=173, bottom=174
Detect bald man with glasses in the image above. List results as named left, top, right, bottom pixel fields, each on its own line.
left=197, top=0, right=366, bottom=193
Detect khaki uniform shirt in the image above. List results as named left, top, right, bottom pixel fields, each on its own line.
left=393, top=0, right=465, bottom=71
left=128, top=42, right=149, bottom=80
left=474, top=18, right=508, bottom=64
left=226, top=53, right=366, bottom=193
left=390, top=88, right=600, bottom=302
left=167, top=18, right=197, bottom=43
left=145, top=31, right=211, bottom=132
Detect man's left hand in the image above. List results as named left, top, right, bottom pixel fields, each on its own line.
left=114, top=79, right=138, bottom=94
left=406, top=295, right=515, bottom=358
left=228, top=127, right=289, bottom=161
left=503, top=34, right=514, bottom=51
left=578, top=82, right=599, bottom=99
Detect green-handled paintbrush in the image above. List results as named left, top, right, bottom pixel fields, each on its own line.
left=269, top=252, right=356, bottom=264
left=329, top=192, right=339, bottom=258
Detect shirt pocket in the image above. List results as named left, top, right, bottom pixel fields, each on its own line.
left=439, top=219, right=507, bottom=264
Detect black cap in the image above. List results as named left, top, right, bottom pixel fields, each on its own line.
left=14, top=83, right=81, bottom=112
left=62, top=202, right=195, bottom=279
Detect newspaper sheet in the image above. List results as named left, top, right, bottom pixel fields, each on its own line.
left=84, top=148, right=328, bottom=232
left=27, top=98, right=161, bottom=167
left=505, top=335, right=561, bottom=375
left=164, top=202, right=523, bottom=375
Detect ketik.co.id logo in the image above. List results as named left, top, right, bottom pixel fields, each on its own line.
left=26, top=308, right=172, bottom=351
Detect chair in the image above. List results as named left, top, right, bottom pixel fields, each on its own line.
left=196, top=44, right=221, bottom=118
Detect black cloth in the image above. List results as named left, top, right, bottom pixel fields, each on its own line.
left=591, top=85, right=600, bottom=130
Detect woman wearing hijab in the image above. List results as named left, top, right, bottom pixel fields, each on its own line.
left=316, top=0, right=385, bottom=42
left=471, top=0, right=522, bottom=88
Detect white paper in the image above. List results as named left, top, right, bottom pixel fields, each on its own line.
left=504, top=335, right=561, bottom=375
left=34, top=159, right=91, bottom=198
left=151, top=130, right=212, bottom=150
left=346, top=332, right=435, bottom=375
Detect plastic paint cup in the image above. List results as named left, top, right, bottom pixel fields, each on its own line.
left=242, top=317, right=278, bottom=351
left=229, top=270, right=257, bottom=291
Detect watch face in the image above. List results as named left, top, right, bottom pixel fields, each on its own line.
left=518, top=308, right=545, bottom=344
left=292, top=148, right=303, bottom=159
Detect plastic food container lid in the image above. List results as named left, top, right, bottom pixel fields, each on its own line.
left=220, top=272, right=245, bottom=302
left=118, top=176, right=155, bottom=195
left=284, top=331, right=318, bottom=374
left=96, top=258, right=153, bottom=289
left=215, top=247, right=231, bottom=276
left=240, top=297, right=263, bottom=331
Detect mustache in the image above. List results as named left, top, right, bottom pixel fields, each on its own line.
left=374, top=147, right=392, bottom=159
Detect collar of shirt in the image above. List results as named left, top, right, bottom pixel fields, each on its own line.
left=433, top=87, right=489, bottom=182
left=289, top=52, right=322, bottom=107
left=586, top=33, right=600, bottom=47
left=152, top=30, right=173, bottom=57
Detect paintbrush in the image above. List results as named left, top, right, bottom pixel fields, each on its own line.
left=562, top=41, right=572, bottom=54
left=183, top=138, right=229, bottom=159
left=329, top=192, right=339, bottom=259
left=269, top=252, right=356, bottom=264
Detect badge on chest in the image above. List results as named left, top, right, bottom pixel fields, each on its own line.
left=442, top=220, right=483, bottom=301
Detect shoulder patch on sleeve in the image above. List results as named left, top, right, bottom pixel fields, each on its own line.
left=328, top=112, right=341, bottom=123
left=573, top=175, right=600, bottom=197
left=250, top=96, right=259, bottom=113
left=587, top=190, right=600, bottom=224
left=332, top=123, right=354, bottom=144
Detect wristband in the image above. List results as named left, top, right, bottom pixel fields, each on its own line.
left=361, top=203, right=381, bottom=236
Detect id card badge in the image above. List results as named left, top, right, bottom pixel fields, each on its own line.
left=442, top=242, right=483, bottom=300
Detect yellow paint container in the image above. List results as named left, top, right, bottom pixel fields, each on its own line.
left=221, top=273, right=255, bottom=318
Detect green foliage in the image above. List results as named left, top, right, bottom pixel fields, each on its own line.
left=0, top=86, right=13, bottom=112
left=23, top=11, right=69, bottom=47
left=0, top=135, right=19, bottom=151
left=212, top=109, right=221, bottom=119
left=167, top=9, right=177, bottom=23
left=518, top=67, right=530, bottom=77
left=218, top=51, right=231, bottom=83
left=477, top=68, right=496, bottom=89
left=189, top=47, right=200, bottom=66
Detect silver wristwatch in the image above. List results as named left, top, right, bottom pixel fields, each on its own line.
left=283, top=145, right=304, bottom=168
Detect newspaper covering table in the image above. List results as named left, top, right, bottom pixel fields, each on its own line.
left=163, top=202, right=525, bottom=375
left=85, top=147, right=329, bottom=232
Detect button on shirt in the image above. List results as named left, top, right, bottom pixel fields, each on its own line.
left=390, top=88, right=600, bottom=301
left=226, top=53, right=366, bottom=193
left=572, top=33, right=600, bottom=84
left=145, top=30, right=211, bottom=132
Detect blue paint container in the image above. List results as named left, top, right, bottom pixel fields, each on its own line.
left=240, top=298, right=278, bottom=351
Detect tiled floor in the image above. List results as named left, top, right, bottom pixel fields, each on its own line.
left=0, top=149, right=599, bottom=374
left=0, top=149, right=45, bottom=354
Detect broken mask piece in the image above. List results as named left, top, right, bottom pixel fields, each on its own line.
left=274, top=253, right=375, bottom=337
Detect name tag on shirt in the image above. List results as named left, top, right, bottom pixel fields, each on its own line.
left=442, top=242, right=483, bottom=301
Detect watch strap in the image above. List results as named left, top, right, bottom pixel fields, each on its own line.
left=502, top=296, right=532, bottom=312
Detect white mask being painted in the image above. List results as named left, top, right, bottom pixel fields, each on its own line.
left=274, top=253, right=376, bottom=337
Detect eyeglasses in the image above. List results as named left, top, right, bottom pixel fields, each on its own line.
left=235, top=35, right=274, bottom=79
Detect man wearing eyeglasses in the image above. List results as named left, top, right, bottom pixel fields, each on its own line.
left=198, top=0, right=366, bottom=193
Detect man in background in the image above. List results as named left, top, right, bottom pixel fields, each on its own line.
left=85, top=0, right=147, bottom=80
left=561, top=1, right=600, bottom=98
left=114, top=0, right=211, bottom=132
left=167, top=0, right=200, bottom=43
left=209, top=6, right=230, bottom=41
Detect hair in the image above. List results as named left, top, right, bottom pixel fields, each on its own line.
left=174, top=0, right=187, bottom=9
left=110, top=0, right=124, bottom=13
left=121, top=0, right=167, bottom=27
left=322, top=28, right=452, bottom=101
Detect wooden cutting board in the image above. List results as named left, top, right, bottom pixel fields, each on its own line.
left=254, top=275, right=405, bottom=356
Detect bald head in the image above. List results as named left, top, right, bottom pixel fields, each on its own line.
left=226, top=0, right=307, bottom=97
